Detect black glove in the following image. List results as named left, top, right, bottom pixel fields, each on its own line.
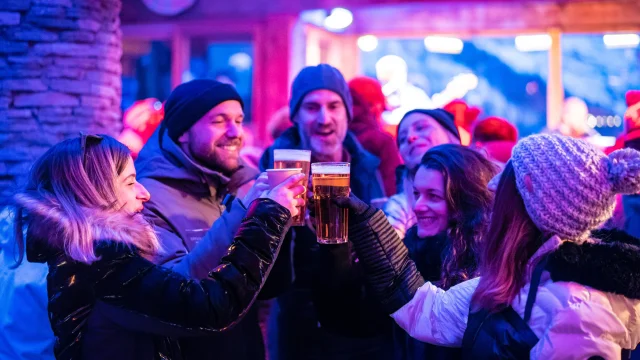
left=331, top=193, right=377, bottom=225
left=343, top=200, right=424, bottom=314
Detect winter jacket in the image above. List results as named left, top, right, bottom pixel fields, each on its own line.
left=0, top=207, right=55, bottom=360
left=393, top=226, right=461, bottom=360
left=348, top=208, right=640, bottom=359
left=623, top=194, right=640, bottom=239
left=349, top=112, right=402, bottom=197
left=384, top=191, right=416, bottom=240
left=402, top=226, right=447, bottom=284
left=23, top=197, right=292, bottom=360
left=136, top=130, right=265, bottom=360
left=259, top=126, right=390, bottom=360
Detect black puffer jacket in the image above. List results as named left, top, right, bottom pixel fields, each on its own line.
left=23, top=198, right=291, bottom=360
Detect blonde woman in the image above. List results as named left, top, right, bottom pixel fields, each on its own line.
left=12, top=134, right=305, bottom=360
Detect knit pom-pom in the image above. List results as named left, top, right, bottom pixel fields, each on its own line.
left=608, top=148, right=640, bottom=194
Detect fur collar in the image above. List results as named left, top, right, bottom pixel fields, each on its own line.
left=547, top=229, right=640, bottom=299
left=15, top=193, right=159, bottom=264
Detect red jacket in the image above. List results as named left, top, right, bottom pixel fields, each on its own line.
left=349, top=113, right=402, bottom=197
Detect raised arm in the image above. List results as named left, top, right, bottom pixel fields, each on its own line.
left=95, top=198, right=291, bottom=333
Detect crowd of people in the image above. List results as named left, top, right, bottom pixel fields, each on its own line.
left=1, top=63, right=640, bottom=360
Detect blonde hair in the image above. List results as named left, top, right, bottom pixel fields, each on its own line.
left=13, top=135, right=160, bottom=266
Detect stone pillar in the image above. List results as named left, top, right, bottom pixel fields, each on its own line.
left=0, top=0, right=122, bottom=204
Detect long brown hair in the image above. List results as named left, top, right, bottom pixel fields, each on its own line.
left=417, top=144, right=499, bottom=289
left=471, top=161, right=543, bottom=312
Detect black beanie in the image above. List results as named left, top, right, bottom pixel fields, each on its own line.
left=161, top=79, right=244, bottom=141
left=396, top=109, right=461, bottom=146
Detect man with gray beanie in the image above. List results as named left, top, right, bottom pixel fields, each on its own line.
left=259, top=64, right=391, bottom=360
left=135, top=79, right=267, bottom=360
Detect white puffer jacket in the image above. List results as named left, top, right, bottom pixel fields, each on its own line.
left=392, top=236, right=640, bottom=359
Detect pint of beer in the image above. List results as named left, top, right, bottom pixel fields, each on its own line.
left=311, top=162, right=350, bottom=244
left=274, top=149, right=311, bottom=226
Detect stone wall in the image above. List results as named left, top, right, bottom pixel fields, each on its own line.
left=0, top=0, right=122, bottom=204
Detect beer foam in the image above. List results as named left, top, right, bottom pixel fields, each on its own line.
left=267, top=168, right=302, bottom=172
left=312, top=163, right=350, bottom=175
left=274, top=149, right=311, bottom=162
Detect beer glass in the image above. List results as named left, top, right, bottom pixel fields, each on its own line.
left=274, top=149, right=311, bottom=226
left=311, top=162, right=350, bottom=244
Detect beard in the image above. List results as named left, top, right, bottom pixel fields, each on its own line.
left=189, top=137, right=243, bottom=176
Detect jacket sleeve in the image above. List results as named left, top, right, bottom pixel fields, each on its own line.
left=258, top=147, right=272, bottom=172
left=143, top=192, right=247, bottom=280
left=348, top=208, right=424, bottom=313
left=391, top=279, right=478, bottom=347
left=94, top=198, right=291, bottom=334
left=254, top=145, right=294, bottom=299
left=383, top=194, right=414, bottom=239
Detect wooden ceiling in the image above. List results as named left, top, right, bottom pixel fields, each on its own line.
left=121, top=0, right=640, bottom=35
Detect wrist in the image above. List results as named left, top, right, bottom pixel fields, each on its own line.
left=351, top=205, right=377, bottom=225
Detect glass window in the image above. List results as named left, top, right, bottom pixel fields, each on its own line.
left=360, top=36, right=549, bottom=137
left=121, top=40, right=172, bottom=111
left=561, top=33, right=640, bottom=138
left=188, top=39, right=254, bottom=122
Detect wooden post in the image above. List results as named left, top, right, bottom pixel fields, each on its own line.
left=171, top=30, right=189, bottom=89
left=252, top=15, right=297, bottom=147
left=547, top=28, right=564, bottom=131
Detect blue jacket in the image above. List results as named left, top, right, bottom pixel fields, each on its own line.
left=623, top=194, right=640, bottom=240
left=0, top=208, right=55, bottom=360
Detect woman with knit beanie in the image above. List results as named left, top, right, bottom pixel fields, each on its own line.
left=384, top=109, right=461, bottom=239
left=336, top=134, right=640, bottom=358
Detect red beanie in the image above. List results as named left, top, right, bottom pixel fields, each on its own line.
left=626, top=90, right=640, bottom=107
left=624, top=90, right=640, bottom=143
left=473, top=116, right=518, bottom=143
left=348, top=76, right=386, bottom=110
left=443, top=99, right=481, bottom=130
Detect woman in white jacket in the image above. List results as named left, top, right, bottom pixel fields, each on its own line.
left=340, top=134, right=640, bottom=359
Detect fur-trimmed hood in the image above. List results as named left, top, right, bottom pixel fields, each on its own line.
left=546, top=228, right=640, bottom=299
left=15, top=192, right=159, bottom=264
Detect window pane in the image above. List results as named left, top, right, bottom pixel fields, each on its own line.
left=121, top=40, right=172, bottom=111
left=188, top=39, right=254, bottom=122
left=561, top=33, right=640, bottom=138
left=360, top=36, right=549, bottom=137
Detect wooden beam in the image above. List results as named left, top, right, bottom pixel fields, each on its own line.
left=547, top=28, right=564, bottom=131
left=253, top=15, right=298, bottom=147
left=349, top=1, right=640, bottom=36
left=170, top=31, right=189, bottom=90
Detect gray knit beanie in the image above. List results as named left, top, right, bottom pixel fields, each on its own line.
left=511, top=134, right=640, bottom=241
left=289, top=64, right=353, bottom=122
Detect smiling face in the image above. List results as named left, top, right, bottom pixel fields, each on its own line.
left=115, top=157, right=150, bottom=214
left=178, top=100, right=244, bottom=175
left=294, top=89, right=348, bottom=160
left=412, top=166, right=449, bottom=237
left=398, top=113, right=458, bottom=170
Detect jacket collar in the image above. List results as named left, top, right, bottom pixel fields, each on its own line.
left=535, top=230, right=640, bottom=299
left=16, top=193, right=157, bottom=265
left=136, top=130, right=258, bottom=198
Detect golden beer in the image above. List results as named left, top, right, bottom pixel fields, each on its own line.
left=311, top=162, right=350, bottom=244
left=274, top=149, right=311, bottom=226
